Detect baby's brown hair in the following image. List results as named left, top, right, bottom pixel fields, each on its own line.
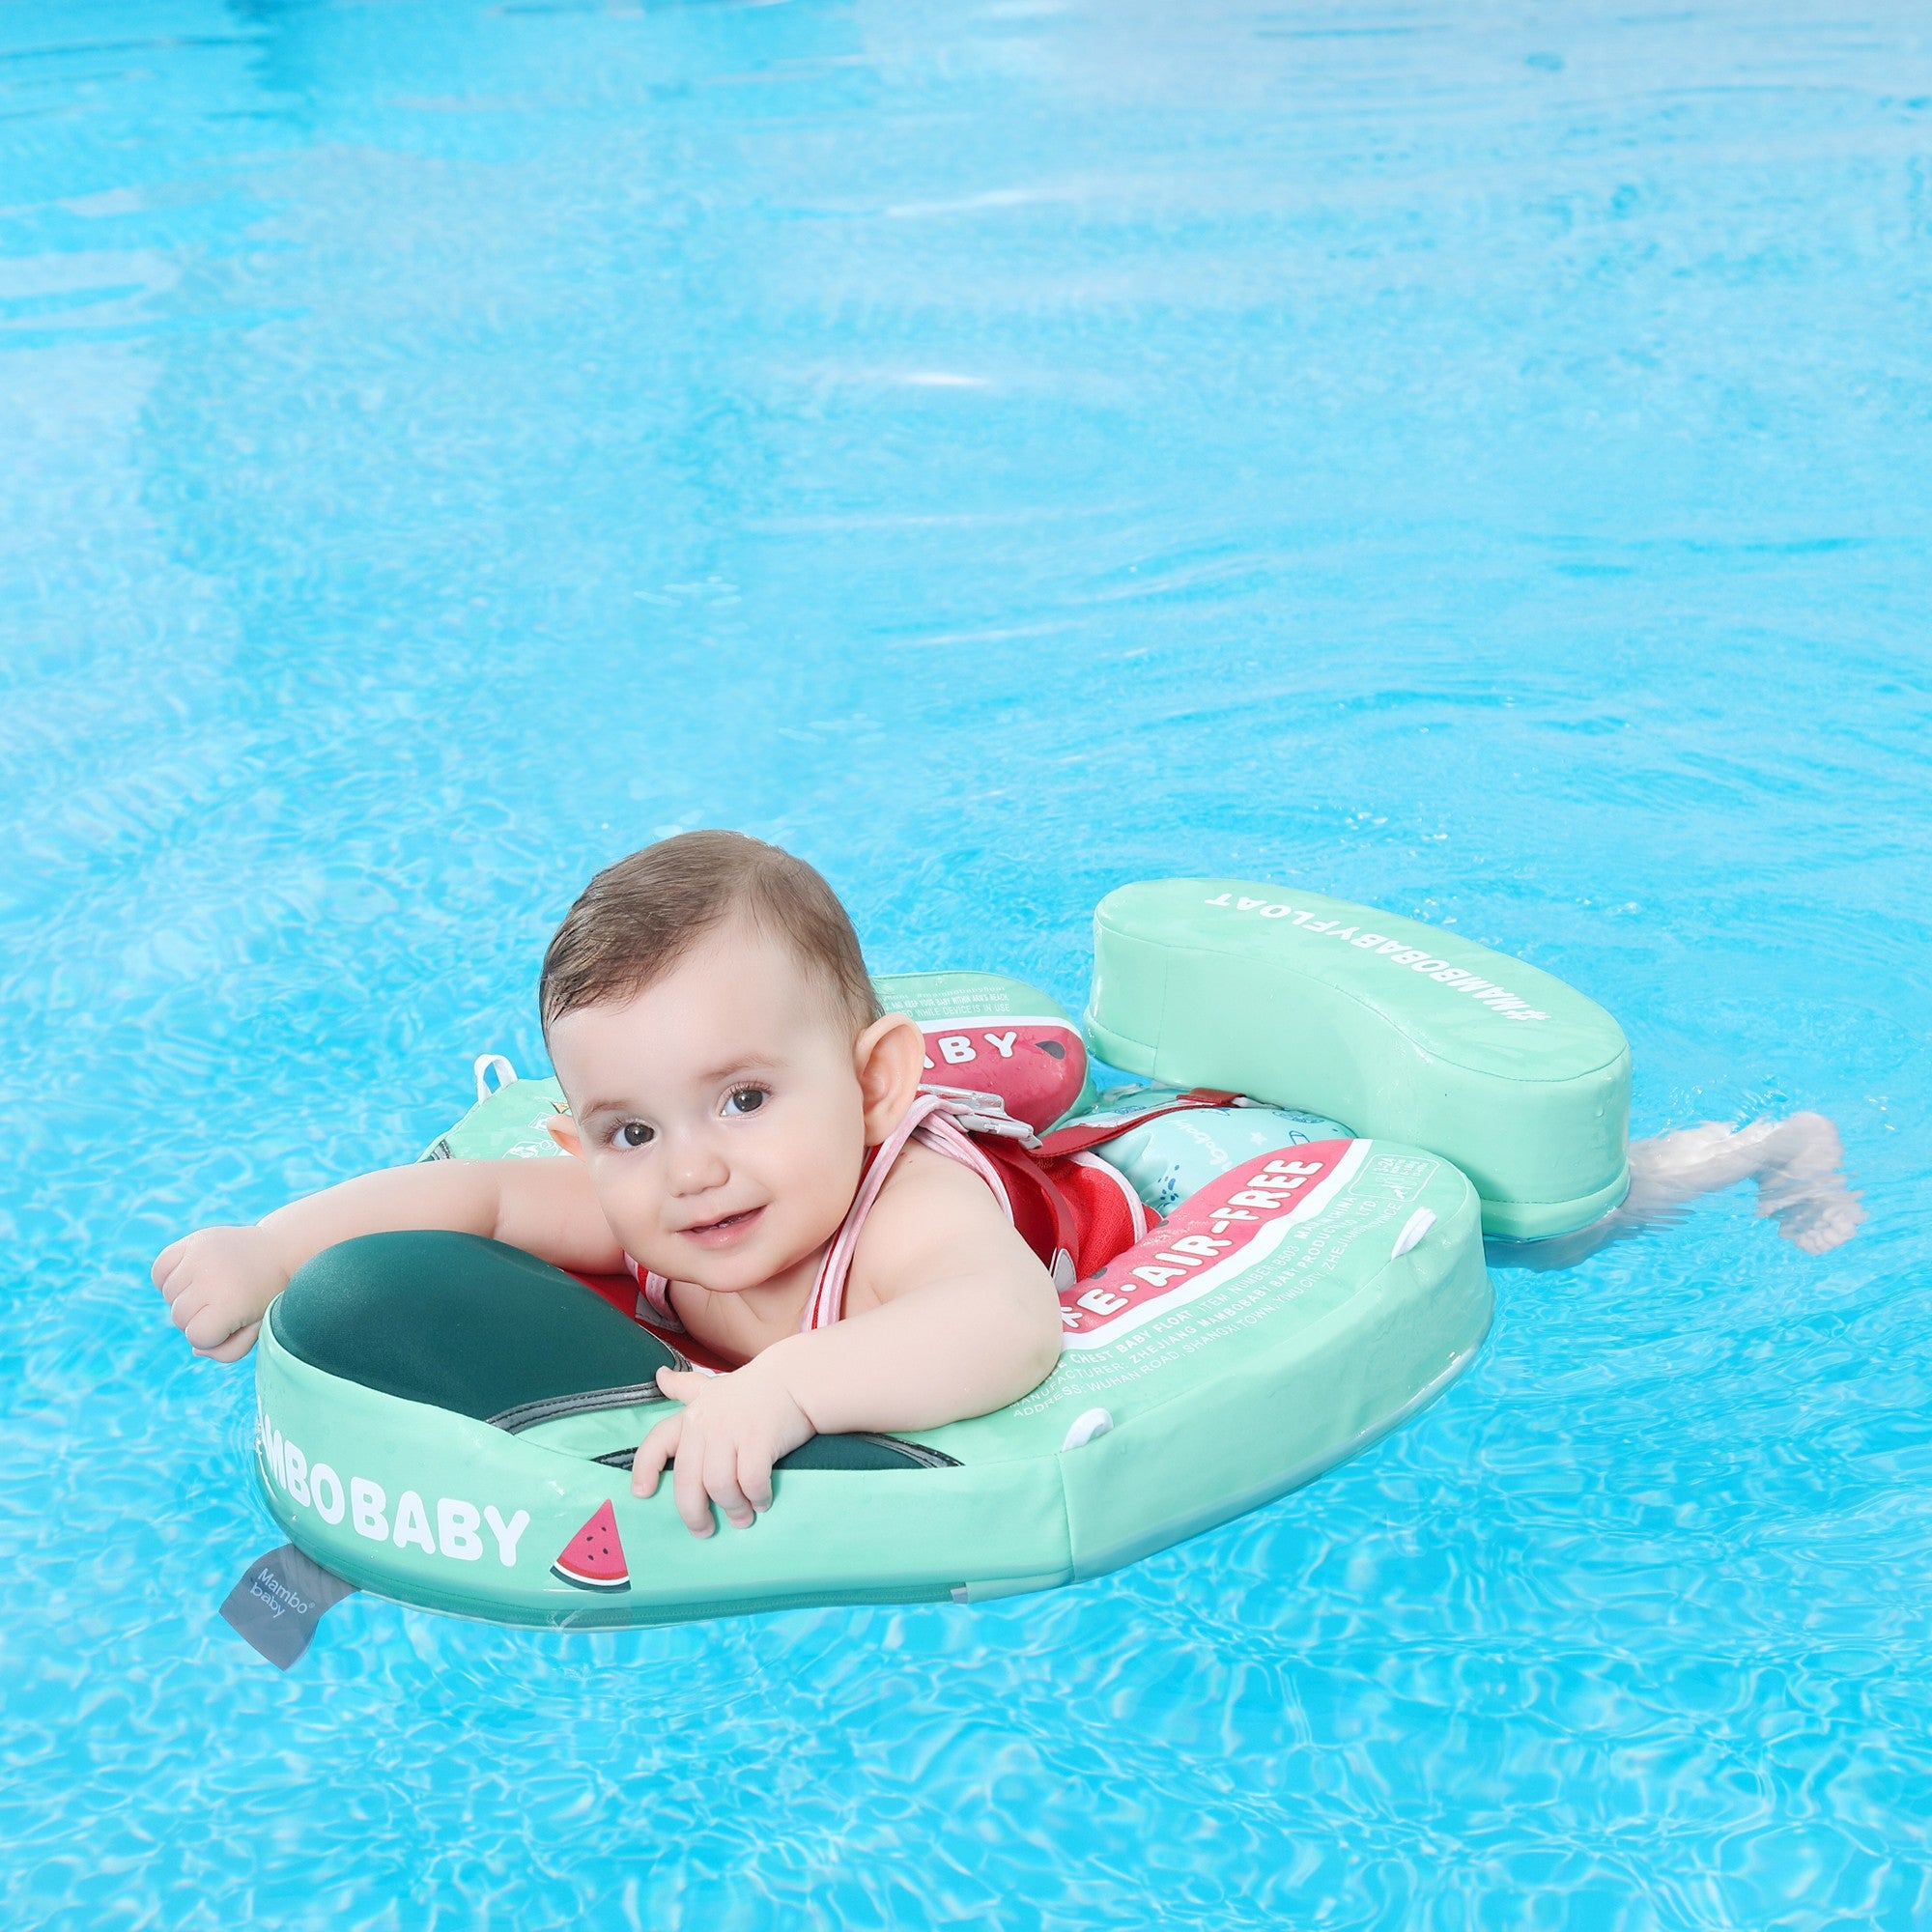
left=540, top=831, right=881, bottom=1037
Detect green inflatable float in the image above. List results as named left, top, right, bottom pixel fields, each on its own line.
left=245, top=879, right=1629, bottom=1632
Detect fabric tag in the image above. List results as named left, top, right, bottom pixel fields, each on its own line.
left=219, top=1544, right=358, bottom=1669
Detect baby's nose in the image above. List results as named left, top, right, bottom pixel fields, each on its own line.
left=668, top=1137, right=731, bottom=1195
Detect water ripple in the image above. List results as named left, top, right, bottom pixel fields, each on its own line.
left=3, top=0, right=1930, bottom=1926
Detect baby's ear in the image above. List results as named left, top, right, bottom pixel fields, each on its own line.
left=545, top=1112, right=584, bottom=1159
left=855, top=1013, right=926, bottom=1145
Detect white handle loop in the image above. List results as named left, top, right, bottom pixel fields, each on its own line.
left=1391, top=1208, right=1436, bottom=1259
left=1062, top=1408, right=1115, bottom=1451
left=473, top=1054, right=519, bottom=1102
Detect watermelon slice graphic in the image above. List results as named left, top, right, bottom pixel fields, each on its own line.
left=551, top=1499, right=631, bottom=1593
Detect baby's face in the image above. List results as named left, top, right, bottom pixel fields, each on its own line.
left=547, top=918, right=871, bottom=1294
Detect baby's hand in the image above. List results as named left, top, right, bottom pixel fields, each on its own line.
left=153, top=1226, right=291, bottom=1363
left=632, top=1364, right=814, bottom=1537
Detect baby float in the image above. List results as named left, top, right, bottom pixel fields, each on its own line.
left=242, top=880, right=1629, bottom=1635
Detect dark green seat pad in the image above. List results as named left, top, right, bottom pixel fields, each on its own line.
left=272, top=1233, right=679, bottom=1423
left=270, top=1232, right=949, bottom=1471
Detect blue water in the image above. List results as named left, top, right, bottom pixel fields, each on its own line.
left=5, top=1, right=1929, bottom=1923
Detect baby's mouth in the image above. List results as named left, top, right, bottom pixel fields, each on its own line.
left=679, top=1206, right=765, bottom=1250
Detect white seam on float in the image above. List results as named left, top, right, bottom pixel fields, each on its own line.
left=915, top=1013, right=1072, bottom=1034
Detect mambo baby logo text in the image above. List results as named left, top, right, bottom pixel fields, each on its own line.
left=1202, top=894, right=1550, bottom=1023
left=257, top=1411, right=529, bottom=1568
left=247, top=1568, right=312, bottom=1620
left=1058, top=1138, right=1372, bottom=1350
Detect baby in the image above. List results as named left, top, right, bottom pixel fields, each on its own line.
left=155, top=833, right=1066, bottom=1539
left=156, top=833, right=1864, bottom=1537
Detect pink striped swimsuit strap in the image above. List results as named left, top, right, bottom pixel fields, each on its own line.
left=622, top=1253, right=685, bottom=1332
left=800, top=1092, right=1013, bottom=1333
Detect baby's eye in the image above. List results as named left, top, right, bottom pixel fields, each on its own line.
left=611, top=1122, right=655, bottom=1151
left=724, top=1086, right=768, bottom=1117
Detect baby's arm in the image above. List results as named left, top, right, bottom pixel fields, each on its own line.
left=632, top=1156, right=1063, bottom=1535
left=767, top=1167, right=1065, bottom=1433
left=154, top=1156, right=623, bottom=1362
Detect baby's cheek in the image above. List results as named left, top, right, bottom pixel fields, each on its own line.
left=788, top=1139, right=864, bottom=1242
left=592, top=1181, right=655, bottom=1264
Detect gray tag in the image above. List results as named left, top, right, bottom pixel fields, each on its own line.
left=219, top=1545, right=358, bottom=1669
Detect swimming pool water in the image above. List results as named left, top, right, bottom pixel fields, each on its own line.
left=4, top=1, right=1929, bottom=1924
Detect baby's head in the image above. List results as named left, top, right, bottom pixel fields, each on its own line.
left=539, top=833, right=923, bottom=1294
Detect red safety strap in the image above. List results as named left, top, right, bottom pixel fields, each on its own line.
left=1031, top=1088, right=1242, bottom=1161
left=976, top=1135, right=1084, bottom=1276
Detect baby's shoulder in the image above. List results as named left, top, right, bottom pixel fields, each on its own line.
left=874, top=1138, right=1008, bottom=1213
left=846, top=1141, right=1018, bottom=1301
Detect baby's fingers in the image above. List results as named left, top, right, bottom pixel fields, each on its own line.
left=194, top=1321, right=259, bottom=1364
left=631, top=1415, right=682, bottom=1498
left=179, top=1302, right=255, bottom=1360
left=176, top=1296, right=230, bottom=1349
left=738, top=1443, right=775, bottom=1517
left=670, top=1431, right=716, bottom=1538
left=153, top=1241, right=188, bottom=1299
left=704, top=1439, right=755, bottom=1531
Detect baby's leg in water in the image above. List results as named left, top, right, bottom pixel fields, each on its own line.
left=1490, top=1112, right=1864, bottom=1272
